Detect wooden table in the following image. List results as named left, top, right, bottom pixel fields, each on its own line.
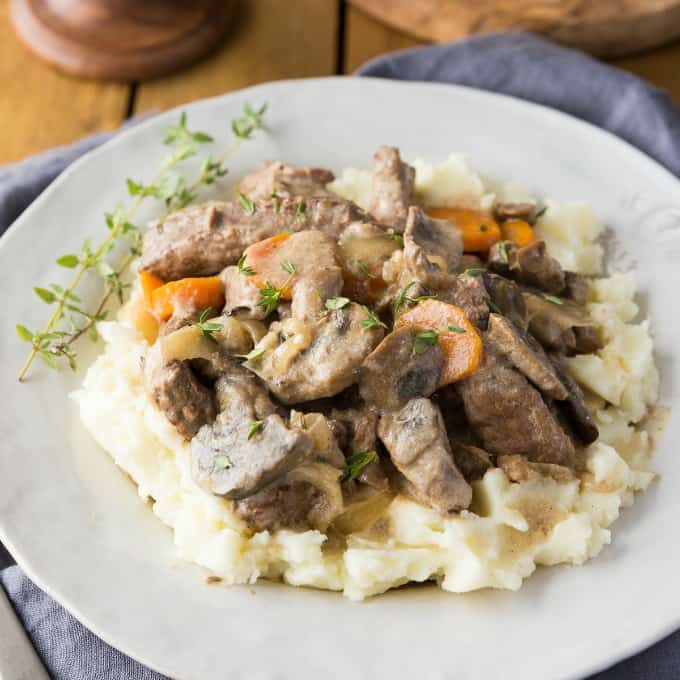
left=2, top=0, right=680, bottom=165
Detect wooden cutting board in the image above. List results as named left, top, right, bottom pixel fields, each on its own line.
left=347, top=0, right=680, bottom=57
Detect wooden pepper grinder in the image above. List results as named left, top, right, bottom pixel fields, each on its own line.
left=10, top=0, right=235, bottom=80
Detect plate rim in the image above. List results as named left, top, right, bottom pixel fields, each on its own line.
left=2, top=75, right=679, bottom=680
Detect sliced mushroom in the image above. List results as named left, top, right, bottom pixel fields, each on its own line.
left=548, top=355, right=599, bottom=444
left=485, top=313, right=568, bottom=400
left=221, top=265, right=268, bottom=320
left=360, top=327, right=444, bottom=411
left=378, top=398, right=472, bottom=513
left=403, top=206, right=462, bottom=289
left=483, top=272, right=528, bottom=330
left=488, top=240, right=565, bottom=295
left=191, top=369, right=312, bottom=499
left=524, top=292, right=602, bottom=355
left=251, top=303, right=384, bottom=404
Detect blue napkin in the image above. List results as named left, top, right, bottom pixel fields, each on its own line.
left=2, top=31, right=680, bottom=680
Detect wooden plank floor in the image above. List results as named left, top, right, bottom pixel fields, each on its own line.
left=1, top=0, right=680, bottom=165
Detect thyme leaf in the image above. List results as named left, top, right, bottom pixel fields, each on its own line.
left=325, top=296, right=350, bottom=311
left=412, top=330, right=440, bottom=355
left=342, top=451, right=378, bottom=483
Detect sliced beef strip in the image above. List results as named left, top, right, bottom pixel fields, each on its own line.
left=370, top=146, right=416, bottom=230
left=438, top=273, right=489, bottom=329
left=234, top=478, right=322, bottom=532
left=360, top=326, right=444, bottom=411
left=563, top=271, right=589, bottom=305
left=493, top=202, right=537, bottom=224
left=456, top=347, right=576, bottom=468
left=191, top=367, right=312, bottom=499
left=524, top=292, right=602, bottom=355
left=379, top=398, right=472, bottom=513
left=238, top=160, right=335, bottom=201
left=403, top=206, right=462, bottom=289
left=332, top=407, right=390, bottom=492
left=140, top=197, right=372, bottom=281
left=483, top=272, right=528, bottom=330
left=485, top=313, right=568, bottom=400
left=252, top=303, right=384, bottom=404
left=488, top=240, right=565, bottom=295
left=221, top=265, right=267, bottom=320
left=144, top=345, right=216, bottom=440
left=452, top=443, right=493, bottom=482
left=548, top=355, right=599, bottom=444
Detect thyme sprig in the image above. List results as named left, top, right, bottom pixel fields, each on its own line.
left=392, top=280, right=436, bottom=317
left=257, top=262, right=296, bottom=316
left=195, top=308, right=224, bottom=343
left=17, top=102, right=267, bottom=381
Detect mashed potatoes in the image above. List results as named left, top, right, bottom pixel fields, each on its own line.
left=74, top=154, right=659, bottom=600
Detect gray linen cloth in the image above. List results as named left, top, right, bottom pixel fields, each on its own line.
left=2, top=31, right=680, bottom=679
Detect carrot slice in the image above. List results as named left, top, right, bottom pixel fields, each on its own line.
left=151, top=277, right=225, bottom=321
left=501, top=219, right=535, bottom=247
left=428, top=207, right=501, bottom=253
left=396, top=299, right=482, bottom=386
left=243, top=232, right=294, bottom=297
left=139, top=271, right=164, bottom=308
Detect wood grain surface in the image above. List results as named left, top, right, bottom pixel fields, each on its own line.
left=135, top=0, right=339, bottom=112
left=346, top=0, right=680, bottom=58
left=344, top=4, right=680, bottom=104
left=0, top=0, right=128, bottom=164
left=1, top=0, right=679, bottom=166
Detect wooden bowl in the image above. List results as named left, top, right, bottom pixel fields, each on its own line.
left=10, top=0, right=235, bottom=81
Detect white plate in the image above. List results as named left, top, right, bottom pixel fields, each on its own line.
left=1, top=77, right=679, bottom=680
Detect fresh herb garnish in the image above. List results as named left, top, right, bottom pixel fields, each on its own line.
left=342, top=451, right=378, bottom=483
left=295, top=200, right=306, bottom=218
left=247, top=420, right=263, bottom=440
left=534, top=205, right=548, bottom=219
left=479, top=224, right=488, bottom=232
left=238, top=191, right=256, bottom=215
left=392, top=281, right=436, bottom=316
left=213, top=454, right=233, bottom=470
left=360, top=307, right=387, bottom=330
left=325, top=296, right=350, bottom=311
left=237, top=253, right=255, bottom=276
left=238, top=346, right=266, bottom=363
left=386, top=228, right=404, bottom=248
left=280, top=260, right=296, bottom=275
left=257, top=282, right=285, bottom=315
left=355, top=259, right=370, bottom=276
left=543, top=294, right=564, bottom=305
left=447, top=324, right=466, bottom=333
left=258, top=264, right=296, bottom=316
left=463, top=268, right=487, bottom=277
left=17, top=102, right=267, bottom=381
left=271, top=190, right=281, bottom=213
left=195, top=308, right=223, bottom=343
left=498, top=241, right=509, bottom=264
left=412, top=329, right=440, bottom=355
left=487, top=297, right=501, bottom=313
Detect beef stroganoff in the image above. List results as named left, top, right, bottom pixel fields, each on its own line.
left=74, top=148, right=658, bottom=600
